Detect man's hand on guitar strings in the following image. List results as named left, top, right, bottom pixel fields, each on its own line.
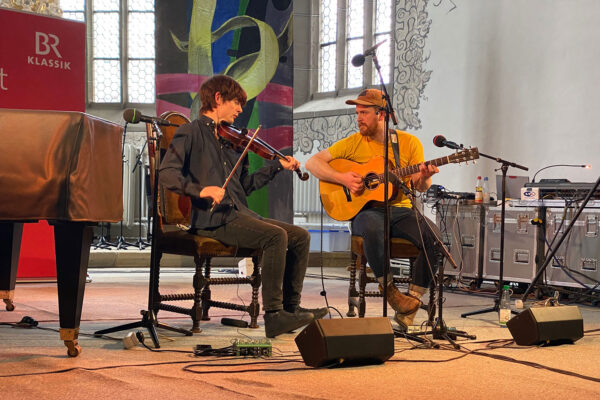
left=339, top=171, right=364, bottom=195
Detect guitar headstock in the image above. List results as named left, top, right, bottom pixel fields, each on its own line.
left=448, top=147, right=479, bottom=164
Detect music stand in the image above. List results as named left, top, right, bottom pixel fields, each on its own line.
left=394, top=183, right=475, bottom=348
left=461, top=154, right=528, bottom=319
left=95, top=121, right=192, bottom=347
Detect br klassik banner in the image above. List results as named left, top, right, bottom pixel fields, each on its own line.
left=0, top=9, right=85, bottom=279
left=0, top=8, right=85, bottom=111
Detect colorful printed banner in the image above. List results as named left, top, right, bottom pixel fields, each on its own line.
left=155, top=0, right=294, bottom=221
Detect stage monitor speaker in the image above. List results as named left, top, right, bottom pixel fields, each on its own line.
left=506, top=306, right=583, bottom=346
left=294, top=317, right=394, bottom=368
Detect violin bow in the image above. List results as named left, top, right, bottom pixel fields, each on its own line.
left=209, top=125, right=261, bottom=212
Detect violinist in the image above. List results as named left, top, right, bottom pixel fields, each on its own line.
left=159, top=75, right=327, bottom=338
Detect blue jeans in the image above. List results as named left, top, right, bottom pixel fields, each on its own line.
left=352, top=207, right=442, bottom=288
left=194, top=213, right=310, bottom=312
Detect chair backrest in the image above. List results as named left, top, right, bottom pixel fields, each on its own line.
left=145, top=111, right=192, bottom=228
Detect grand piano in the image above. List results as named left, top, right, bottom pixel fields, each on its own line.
left=0, top=109, right=123, bottom=356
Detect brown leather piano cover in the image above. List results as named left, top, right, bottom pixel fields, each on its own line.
left=0, top=109, right=123, bottom=222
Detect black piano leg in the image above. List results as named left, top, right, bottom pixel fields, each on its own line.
left=54, top=222, right=93, bottom=357
left=0, top=223, right=23, bottom=311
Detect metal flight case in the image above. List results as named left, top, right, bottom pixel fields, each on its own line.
left=544, top=206, right=600, bottom=288
left=435, top=200, right=485, bottom=281
left=482, top=206, right=542, bottom=283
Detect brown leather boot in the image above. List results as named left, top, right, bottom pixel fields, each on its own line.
left=394, top=310, right=418, bottom=331
left=378, top=283, right=421, bottom=315
left=394, top=284, right=427, bottom=331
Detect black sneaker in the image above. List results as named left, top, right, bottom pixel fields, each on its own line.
left=264, top=310, right=314, bottom=338
left=296, top=306, right=328, bottom=319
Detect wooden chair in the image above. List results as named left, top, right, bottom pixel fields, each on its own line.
left=146, top=112, right=262, bottom=333
left=347, top=235, right=418, bottom=318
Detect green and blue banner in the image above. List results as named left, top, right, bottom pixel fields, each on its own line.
left=156, top=0, right=294, bottom=221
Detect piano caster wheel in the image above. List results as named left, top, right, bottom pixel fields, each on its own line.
left=65, top=341, right=81, bottom=357
left=3, top=299, right=14, bottom=311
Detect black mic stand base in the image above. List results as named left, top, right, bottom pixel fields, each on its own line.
left=132, top=237, right=150, bottom=250
left=407, top=319, right=476, bottom=350
left=94, top=309, right=192, bottom=349
left=393, top=326, right=439, bottom=348
left=93, top=223, right=116, bottom=249
left=407, top=263, right=476, bottom=349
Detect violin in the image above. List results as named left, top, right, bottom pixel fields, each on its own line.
left=217, top=123, right=309, bottom=181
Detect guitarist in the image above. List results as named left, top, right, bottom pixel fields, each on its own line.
left=305, top=89, right=441, bottom=331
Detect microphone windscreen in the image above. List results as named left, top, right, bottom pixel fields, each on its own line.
left=123, top=108, right=140, bottom=123
left=432, top=135, right=446, bottom=147
left=351, top=54, right=365, bottom=67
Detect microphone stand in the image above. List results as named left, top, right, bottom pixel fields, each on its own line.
left=371, top=51, right=393, bottom=318
left=132, top=141, right=150, bottom=250
left=94, top=121, right=192, bottom=347
left=115, top=123, right=135, bottom=250
left=371, top=52, right=459, bottom=347
left=460, top=151, right=528, bottom=319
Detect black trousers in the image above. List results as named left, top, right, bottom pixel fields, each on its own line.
left=195, top=213, right=311, bottom=311
left=352, top=206, right=442, bottom=288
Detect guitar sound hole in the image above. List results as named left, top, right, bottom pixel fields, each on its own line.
left=364, top=173, right=380, bottom=190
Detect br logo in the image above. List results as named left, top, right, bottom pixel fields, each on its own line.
left=35, top=32, right=62, bottom=58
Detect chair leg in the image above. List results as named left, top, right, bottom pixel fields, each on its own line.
left=150, top=251, right=163, bottom=316
left=248, top=257, right=262, bottom=329
left=200, top=258, right=212, bottom=321
left=191, top=255, right=205, bottom=333
left=358, top=255, right=367, bottom=318
left=347, top=252, right=358, bottom=317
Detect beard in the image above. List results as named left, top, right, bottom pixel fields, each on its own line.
left=359, top=121, right=378, bottom=137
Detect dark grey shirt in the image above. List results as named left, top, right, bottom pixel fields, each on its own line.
left=158, top=115, right=283, bottom=229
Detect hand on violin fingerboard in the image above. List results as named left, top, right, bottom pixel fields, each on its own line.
left=200, top=186, right=225, bottom=204
left=279, top=156, right=300, bottom=171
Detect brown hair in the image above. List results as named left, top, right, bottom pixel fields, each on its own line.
left=199, top=75, right=247, bottom=113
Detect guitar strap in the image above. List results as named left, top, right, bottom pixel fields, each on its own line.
left=388, top=128, right=402, bottom=169
left=389, top=128, right=415, bottom=196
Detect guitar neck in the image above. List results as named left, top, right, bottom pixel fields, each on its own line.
left=389, top=155, right=453, bottom=180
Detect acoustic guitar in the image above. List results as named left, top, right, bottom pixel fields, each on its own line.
left=318, top=147, right=479, bottom=221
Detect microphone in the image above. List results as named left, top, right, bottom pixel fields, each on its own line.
left=531, top=164, right=592, bottom=183
left=351, top=39, right=387, bottom=67
left=433, top=135, right=462, bottom=150
left=122, top=109, right=180, bottom=127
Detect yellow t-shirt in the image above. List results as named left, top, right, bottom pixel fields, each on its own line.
left=328, top=130, right=425, bottom=207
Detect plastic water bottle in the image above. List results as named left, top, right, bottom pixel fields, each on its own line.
left=475, top=176, right=483, bottom=203
left=482, top=176, right=490, bottom=203
left=499, top=285, right=511, bottom=327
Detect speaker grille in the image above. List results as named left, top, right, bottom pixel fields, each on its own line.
left=295, top=318, right=394, bottom=367
left=507, top=306, right=583, bottom=346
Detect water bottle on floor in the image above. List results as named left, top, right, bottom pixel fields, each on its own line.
left=499, top=285, right=512, bottom=327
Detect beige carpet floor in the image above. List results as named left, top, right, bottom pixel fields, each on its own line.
left=1, top=267, right=599, bottom=399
